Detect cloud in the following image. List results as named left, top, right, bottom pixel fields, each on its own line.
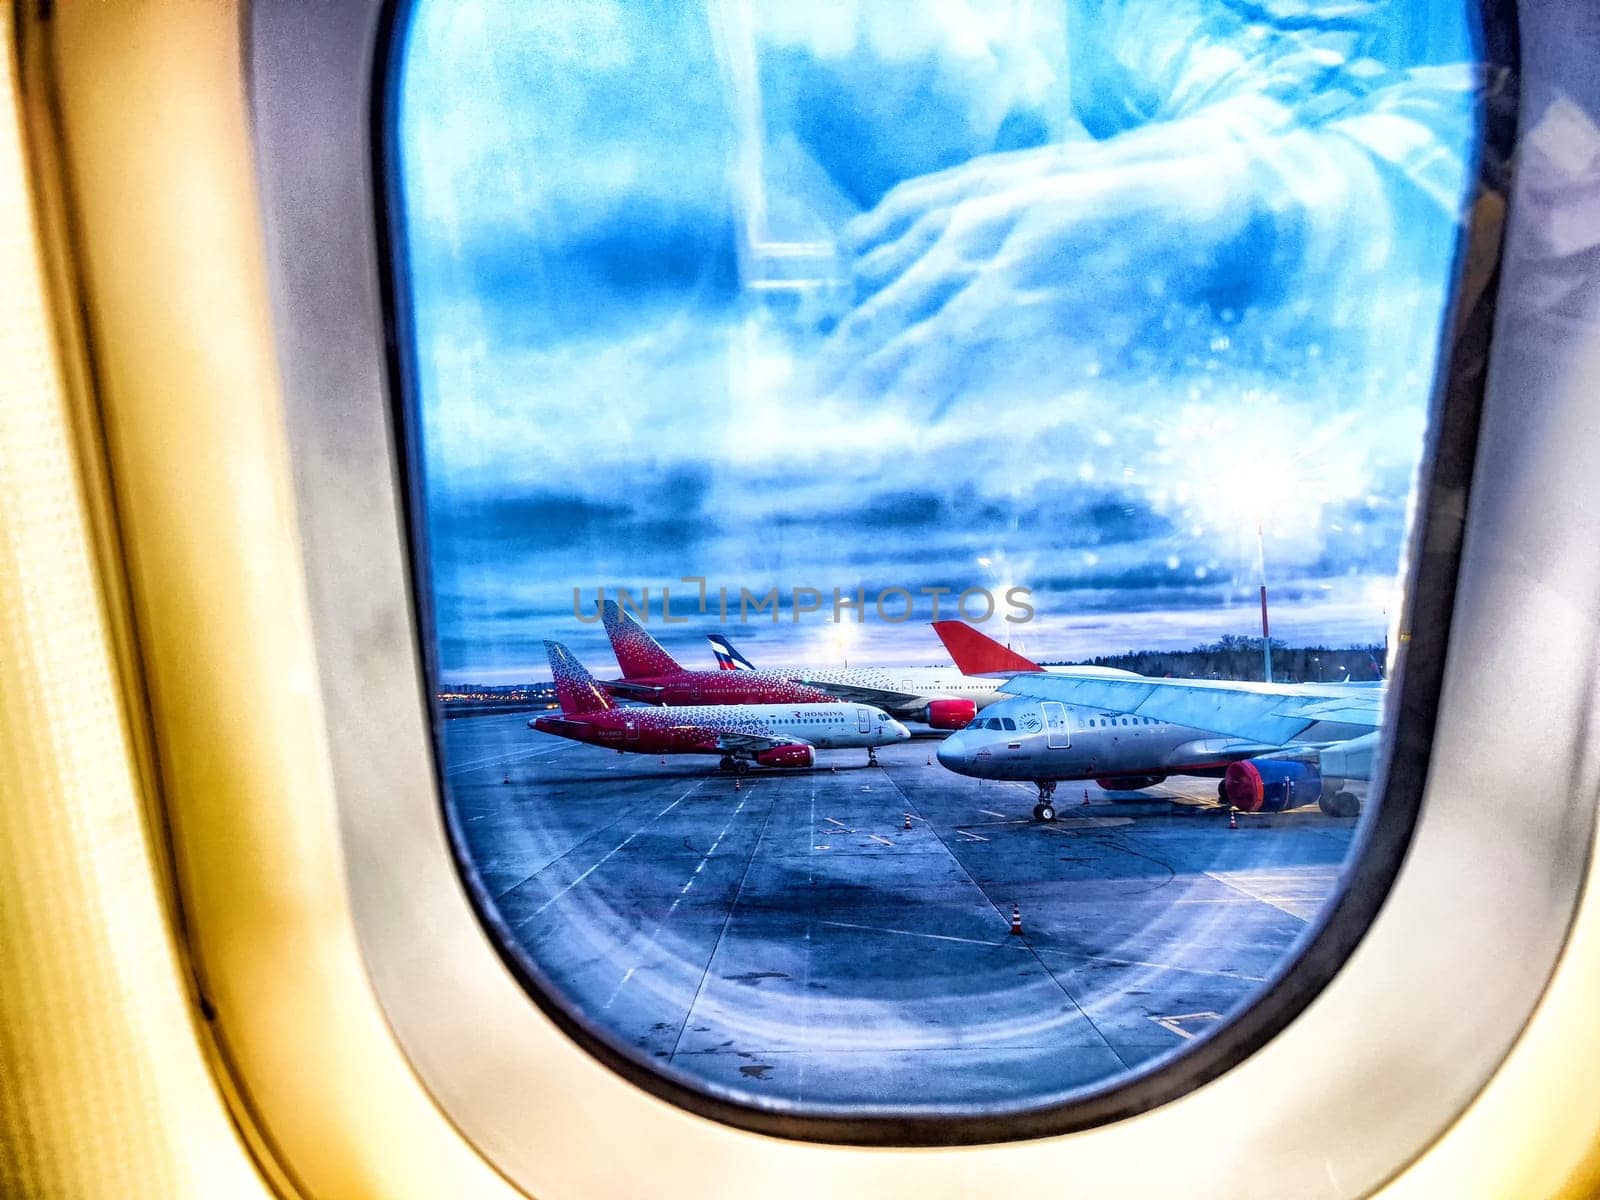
left=397, top=0, right=1472, bottom=681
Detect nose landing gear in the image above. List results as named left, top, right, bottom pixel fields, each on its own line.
left=867, top=747, right=880, bottom=767
left=1032, top=781, right=1058, bottom=822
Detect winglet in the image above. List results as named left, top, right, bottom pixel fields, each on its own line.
left=932, top=620, right=1043, bottom=675
left=707, top=633, right=757, bottom=671
left=544, top=641, right=616, bottom=714
left=601, top=598, right=683, bottom=679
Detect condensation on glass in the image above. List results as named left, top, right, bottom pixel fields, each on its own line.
left=387, top=1, right=1485, bottom=1116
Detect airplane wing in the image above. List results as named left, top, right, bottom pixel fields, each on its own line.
left=998, top=674, right=1386, bottom=745
left=530, top=716, right=593, bottom=736
left=599, top=679, right=665, bottom=703
left=710, top=729, right=814, bottom=755
left=791, top=677, right=925, bottom=710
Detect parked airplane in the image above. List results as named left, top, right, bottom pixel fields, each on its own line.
left=935, top=672, right=1379, bottom=822
left=710, top=623, right=1139, bottom=730
left=531, top=642, right=909, bottom=770
left=596, top=600, right=840, bottom=706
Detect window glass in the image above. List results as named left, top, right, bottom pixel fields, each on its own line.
left=392, top=0, right=1485, bottom=1119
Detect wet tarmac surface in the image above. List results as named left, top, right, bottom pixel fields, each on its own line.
left=443, top=712, right=1357, bottom=1112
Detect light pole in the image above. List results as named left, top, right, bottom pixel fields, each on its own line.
left=1255, top=514, right=1272, bottom=683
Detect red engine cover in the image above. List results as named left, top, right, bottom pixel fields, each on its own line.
left=755, top=743, right=815, bottom=768
left=923, top=698, right=978, bottom=730
left=1224, top=760, right=1267, bottom=812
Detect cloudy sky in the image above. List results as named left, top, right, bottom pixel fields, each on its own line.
left=394, top=0, right=1479, bottom=683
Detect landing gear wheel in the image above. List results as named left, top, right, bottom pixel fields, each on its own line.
left=1032, top=780, right=1058, bottom=822
left=1218, top=779, right=1229, bottom=803
left=867, top=748, right=879, bottom=766
left=1319, top=790, right=1361, bottom=818
left=718, top=756, right=736, bottom=772
left=732, top=759, right=751, bottom=775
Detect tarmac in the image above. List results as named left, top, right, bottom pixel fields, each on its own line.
left=444, top=711, right=1357, bottom=1112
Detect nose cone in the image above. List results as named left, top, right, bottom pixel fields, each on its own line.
left=891, top=719, right=911, bottom=741
left=936, top=734, right=970, bottom=773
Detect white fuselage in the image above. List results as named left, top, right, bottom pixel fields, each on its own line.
left=577, top=702, right=912, bottom=751
left=936, top=696, right=1255, bottom=782
left=800, top=665, right=1138, bottom=718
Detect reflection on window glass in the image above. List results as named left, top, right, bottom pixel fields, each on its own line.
left=393, top=0, right=1483, bottom=1114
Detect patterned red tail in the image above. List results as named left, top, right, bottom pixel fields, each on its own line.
left=931, top=620, right=1042, bottom=675
left=602, top=598, right=683, bottom=679
left=544, top=641, right=615, bottom=714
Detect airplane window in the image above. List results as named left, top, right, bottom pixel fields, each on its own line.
left=385, top=0, right=1497, bottom=1136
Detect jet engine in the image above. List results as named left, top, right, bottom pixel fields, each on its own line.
left=919, top=698, right=978, bottom=729
left=755, top=743, right=815, bottom=768
left=1095, top=775, right=1166, bottom=791
left=1224, top=759, right=1321, bottom=813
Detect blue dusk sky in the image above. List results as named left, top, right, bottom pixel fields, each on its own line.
left=393, top=0, right=1479, bottom=683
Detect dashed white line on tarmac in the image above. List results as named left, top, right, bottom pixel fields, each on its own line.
left=866, top=834, right=894, bottom=847
left=824, top=817, right=849, bottom=829
left=522, top=781, right=703, bottom=922
left=979, top=809, right=1008, bottom=819
left=603, top=789, right=748, bottom=1009
left=955, top=829, right=989, bottom=842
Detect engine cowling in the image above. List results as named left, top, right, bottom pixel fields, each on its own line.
left=920, top=698, right=978, bottom=730
left=1224, top=758, right=1321, bottom=813
left=1095, top=775, right=1166, bottom=791
left=755, top=743, right=815, bottom=768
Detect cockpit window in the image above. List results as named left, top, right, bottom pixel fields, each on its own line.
left=386, top=0, right=1494, bottom=1136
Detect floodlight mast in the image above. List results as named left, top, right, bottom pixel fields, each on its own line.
left=1256, top=515, right=1273, bottom=683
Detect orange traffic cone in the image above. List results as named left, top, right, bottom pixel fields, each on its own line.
left=1009, top=903, right=1023, bottom=936
left=734, top=776, right=742, bottom=792
left=1228, top=809, right=1238, bottom=830
left=1082, top=788, right=1090, bottom=806
left=503, top=772, right=510, bottom=785
left=904, top=812, right=912, bottom=830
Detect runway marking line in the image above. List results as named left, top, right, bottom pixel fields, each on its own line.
left=867, top=834, right=894, bottom=847
left=979, top=809, right=1008, bottom=819
left=445, top=739, right=576, bottom=777
left=818, top=919, right=1010, bottom=949
left=1149, top=1011, right=1223, bottom=1040
left=517, top=782, right=703, bottom=922
left=1204, top=870, right=1321, bottom=922
left=955, top=829, right=989, bottom=842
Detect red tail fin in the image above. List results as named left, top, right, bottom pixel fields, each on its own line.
left=544, top=642, right=615, bottom=714
left=601, top=598, right=683, bottom=679
left=932, top=620, right=1043, bottom=675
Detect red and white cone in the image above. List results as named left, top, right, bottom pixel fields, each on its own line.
left=1009, top=903, right=1023, bottom=936
left=1082, top=788, right=1090, bottom=806
left=1228, top=808, right=1238, bottom=830
left=904, top=812, right=912, bottom=830
left=503, top=772, right=510, bottom=785
left=734, top=776, right=742, bottom=792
